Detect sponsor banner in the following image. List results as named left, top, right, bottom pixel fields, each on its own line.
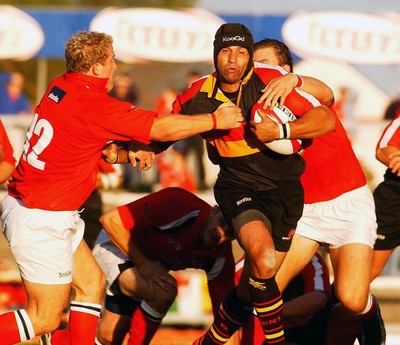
left=0, top=5, right=44, bottom=60
left=282, top=11, right=400, bottom=64
left=90, top=7, right=224, bottom=63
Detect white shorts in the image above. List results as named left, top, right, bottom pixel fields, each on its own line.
left=297, top=185, right=377, bottom=249
left=1, top=195, right=84, bottom=284
left=92, top=229, right=129, bottom=295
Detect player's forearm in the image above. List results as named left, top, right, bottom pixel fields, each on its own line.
left=100, top=210, right=131, bottom=257
left=150, top=103, right=244, bottom=141
left=376, top=146, right=397, bottom=167
left=127, top=239, right=150, bottom=268
left=300, top=76, right=334, bottom=107
left=289, top=105, right=336, bottom=139
left=150, top=114, right=214, bottom=141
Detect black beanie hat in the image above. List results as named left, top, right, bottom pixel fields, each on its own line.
left=213, top=23, right=254, bottom=76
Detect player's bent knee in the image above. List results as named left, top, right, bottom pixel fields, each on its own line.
left=149, top=284, right=178, bottom=312
left=339, top=294, right=367, bottom=314
left=249, top=247, right=277, bottom=277
left=163, top=285, right=178, bottom=305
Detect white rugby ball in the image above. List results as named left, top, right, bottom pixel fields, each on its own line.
left=251, top=103, right=302, bottom=155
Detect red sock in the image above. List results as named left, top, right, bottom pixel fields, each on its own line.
left=0, top=311, right=22, bottom=344
left=128, top=302, right=163, bottom=345
left=68, top=301, right=101, bottom=345
left=51, top=328, right=71, bottom=345
left=0, top=309, right=36, bottom=344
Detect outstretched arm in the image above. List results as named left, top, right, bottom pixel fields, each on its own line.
left=258, top=73, right=334, bottom=109
left=150, top=102, right=244, bottom=141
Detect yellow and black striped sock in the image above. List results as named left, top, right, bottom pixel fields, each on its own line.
left=200, top=287, right=252, bottom=345
left=249, top=275, right=285, bottom=345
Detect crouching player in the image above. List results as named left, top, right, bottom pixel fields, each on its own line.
left=92, top=187, right=236, bottom=345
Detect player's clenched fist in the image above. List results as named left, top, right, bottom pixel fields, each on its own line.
left=213, top=103, right=244, bottom=129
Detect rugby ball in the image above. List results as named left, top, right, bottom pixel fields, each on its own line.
left=250, top=103, right=302, bottom=155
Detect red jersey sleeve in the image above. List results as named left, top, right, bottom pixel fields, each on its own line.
left=254, top=63, right=322, bottom=116
left=376, top=112, right=400, bottom=149
left=7, top=73, right=158, bottom=210
left=117, top=187, right=209, bottom=232
left=172, top=77, right=205, bottom=115
left=85, top=94, right=155, bottom=145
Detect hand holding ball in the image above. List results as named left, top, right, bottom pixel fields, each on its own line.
left=250, top=103, right=302, bottom=155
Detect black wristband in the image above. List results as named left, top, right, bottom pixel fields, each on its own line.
left=281, top=123, right=288, bottom=139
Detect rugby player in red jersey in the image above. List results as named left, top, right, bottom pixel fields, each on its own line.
left=372, top=109, right=400, bottom=280
left=92, top=187, right=235, bottom=345
left=0, top=31, right=243, bottom=345
left=252, top=38, right=385, bottom=345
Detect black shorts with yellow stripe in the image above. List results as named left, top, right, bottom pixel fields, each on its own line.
left=214, top=179, right=304, bottom=252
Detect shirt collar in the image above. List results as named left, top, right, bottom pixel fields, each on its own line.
left=200, top=68, right=254, bottom=106
left=64, top=72, right=109, bottom=93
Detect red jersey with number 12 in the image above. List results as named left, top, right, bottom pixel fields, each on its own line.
left=8, top=73, right=156, bottom=210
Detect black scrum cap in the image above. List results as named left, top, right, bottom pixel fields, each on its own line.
left=213, top=23, right=254, bottom=76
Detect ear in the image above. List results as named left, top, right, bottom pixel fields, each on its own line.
left=92, top=62, right=102, bottom=77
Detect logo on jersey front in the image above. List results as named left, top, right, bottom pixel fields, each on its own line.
left=48, top=86, right=66, bottom=103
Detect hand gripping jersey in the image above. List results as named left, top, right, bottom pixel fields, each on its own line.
left=116, top=187, right=235, bottom=316
left=8, top=73, right=157, bottom=210
left=172, top=62, right=322, bottom=191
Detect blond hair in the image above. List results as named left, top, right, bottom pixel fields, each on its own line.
left=64, top=31, right=113, bottom=73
